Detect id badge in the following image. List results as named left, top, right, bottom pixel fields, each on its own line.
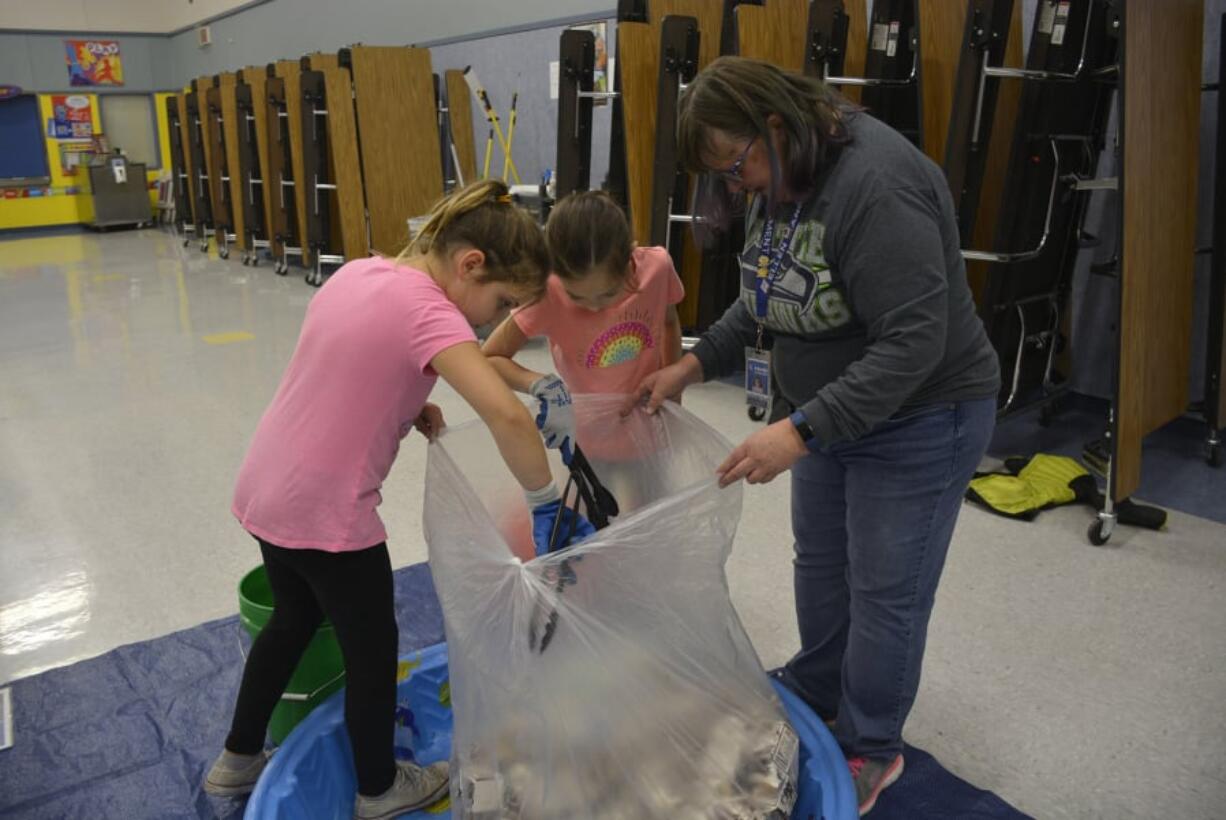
left=745, top=347, right=772, bottom=411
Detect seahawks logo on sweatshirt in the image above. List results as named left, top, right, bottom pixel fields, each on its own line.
left=738, top=216, right=853, bottom=336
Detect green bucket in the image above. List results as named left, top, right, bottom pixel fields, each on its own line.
left=238, top=566, right=347, bottom=744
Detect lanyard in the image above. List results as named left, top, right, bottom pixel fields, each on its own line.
left=754, top=202, right=804, bottom=325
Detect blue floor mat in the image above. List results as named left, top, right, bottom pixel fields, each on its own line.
left=990, top=401, right=1226, bottom=526
left=0, top=562, right=1028, bottom=820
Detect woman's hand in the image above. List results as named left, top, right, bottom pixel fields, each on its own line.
left=414, top=403, right=446, bottom=441
left=717, top=419, right=808, bottom=487
left=621, top=354, right=704, bottom=415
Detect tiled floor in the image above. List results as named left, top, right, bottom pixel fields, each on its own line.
left=2, top=229, right=1224, bottom=818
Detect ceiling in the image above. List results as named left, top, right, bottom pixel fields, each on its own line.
left=1, top=0, right=265, bottom=34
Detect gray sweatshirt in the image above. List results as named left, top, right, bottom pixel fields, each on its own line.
left=691, top=113, right=1000, bottom=446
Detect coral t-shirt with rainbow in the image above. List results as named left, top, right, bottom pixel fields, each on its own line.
left=512, top=245, right=685, bottom=396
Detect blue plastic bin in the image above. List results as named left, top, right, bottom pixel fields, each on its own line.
left=246, top=642, right=855, bottom=820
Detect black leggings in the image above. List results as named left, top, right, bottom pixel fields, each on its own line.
left=225, top=538, right=399, bottom=796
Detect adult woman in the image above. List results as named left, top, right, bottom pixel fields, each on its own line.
left=628, top=57, right=1000, bottom=815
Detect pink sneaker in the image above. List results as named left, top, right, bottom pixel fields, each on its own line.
left=848, top=753, right=904, bottom=816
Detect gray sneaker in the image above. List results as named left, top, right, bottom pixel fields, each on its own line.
left=848, top=753, right=904, bottom=816
left=203, top=748, right=273, bottom=797
left=354, top=760, right=450, bottom=820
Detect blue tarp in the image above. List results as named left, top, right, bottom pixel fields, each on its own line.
left=877, top=745, right=1034, bottom=819
left=0, top=562, right=1029, bottom=819
left=0, top=564, right=444, bottom=820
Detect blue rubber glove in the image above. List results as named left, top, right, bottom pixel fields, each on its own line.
left=530, top=374, right=576, bottom=465
left=531, top=500, right=596, bottom=556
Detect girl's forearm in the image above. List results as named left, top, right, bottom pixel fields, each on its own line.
left=487, top=355, right=545, bottom=394
left=484, top=402, right=554, bottom=492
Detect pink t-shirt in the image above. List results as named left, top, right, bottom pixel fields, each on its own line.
left=512, top=245, right=684, bottom=395
left=232, top=256, right=475, bottom=552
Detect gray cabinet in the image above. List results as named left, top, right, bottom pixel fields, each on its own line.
left=88, top=156, right=152, bottom=228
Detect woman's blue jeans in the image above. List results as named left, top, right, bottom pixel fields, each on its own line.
left=783, top=397, right=996, bottom=759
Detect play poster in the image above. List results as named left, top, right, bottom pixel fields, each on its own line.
left=64, top=39, right=124, bottom=86
left=50, top=95, right=93, bottom=139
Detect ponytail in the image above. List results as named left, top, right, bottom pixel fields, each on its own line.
left=398, top=179, right=551, bottom=296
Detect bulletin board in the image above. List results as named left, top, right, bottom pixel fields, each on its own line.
left=0, top=95, right=51, bottom=181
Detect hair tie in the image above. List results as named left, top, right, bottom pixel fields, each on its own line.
left=496, top=194, right=513, bottom=204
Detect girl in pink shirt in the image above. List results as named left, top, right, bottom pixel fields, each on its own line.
left=483, top=191, right=685, bottom=467
left=205, top=181, right=592, bottom=818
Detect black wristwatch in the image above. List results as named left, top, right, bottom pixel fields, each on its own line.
left=789, top=410, right=817, bottom=446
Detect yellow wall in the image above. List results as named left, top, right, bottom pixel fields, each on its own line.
left=0, top=92, right=172, bottom=231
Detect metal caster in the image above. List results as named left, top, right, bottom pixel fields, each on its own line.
left=747, top=406, right=766, bottom=422
left=249, top=254, right=259, bottom=268
left=200, top=239, right=210, bottom=253
left=275, top=260, right=287, bottom=276
left=1087, top=508, right=1116, bottom=546
left=182, top=237, right=190, bottom=247
left=240, top=252, right=250, bottom=266
left=219, top=246, right=230, bottom=260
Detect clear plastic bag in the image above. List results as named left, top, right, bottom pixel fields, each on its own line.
left=424, top=396, right=799, bottom=819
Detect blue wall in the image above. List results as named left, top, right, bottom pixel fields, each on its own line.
left=0, top=32, right=172, bottom=93
left=431, top=20, right=617, bottom=189
left=161, top=0, right=616, bottom=86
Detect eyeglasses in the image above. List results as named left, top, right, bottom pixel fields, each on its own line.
left=714, top=137, right=756, bottom=182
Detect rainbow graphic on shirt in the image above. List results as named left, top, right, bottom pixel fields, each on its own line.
left=585, top=321, right=654, bottom=368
